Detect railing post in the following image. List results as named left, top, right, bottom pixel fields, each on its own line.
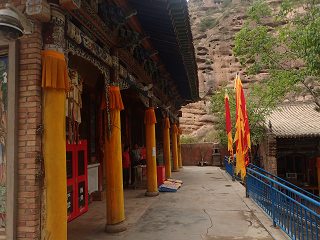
left=270, top=182, right=276, bottom=227
left=231, top=161, right=235, bottom=181
left=245, top=175, right=249, bottom=198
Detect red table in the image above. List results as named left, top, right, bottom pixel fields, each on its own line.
left=157, top=166, right=165, bottom=187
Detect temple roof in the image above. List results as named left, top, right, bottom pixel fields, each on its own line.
left=266, top=103, right=320, bottom=138
left=127, top=0, right=200, bottom=103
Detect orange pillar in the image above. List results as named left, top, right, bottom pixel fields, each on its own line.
left=171, top=125, right=179, bottom=172
left=177, top=127, right=182, bottom=167
left=145, top=109, right=159, bottom=196
left=41, top=5, right=69, bottom=239
left=104, top=86, right=127, bottom=232
left=42, top=50, right=69, bottom=240
left=162, top=118, right=171, bottom=178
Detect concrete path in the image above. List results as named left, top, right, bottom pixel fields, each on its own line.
left=67, top=166, right=290, bottom=240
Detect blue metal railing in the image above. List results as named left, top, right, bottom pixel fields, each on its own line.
left=247, top=167, right=320, bottom=240
left=225, top=156, right=233, bottom=177
left=224, top=156, right=262, bottom=181
left=224, top=157, right=320, bottom=240
left=248, top=164, right=320, bottom=203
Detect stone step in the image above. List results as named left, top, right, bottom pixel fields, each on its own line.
left=0, top=228, right=5, bottom=236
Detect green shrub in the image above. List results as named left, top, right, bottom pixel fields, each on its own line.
left=219, top=27, right=229, bottom=34
left=199, top=17, right=218, bottom=32
left=196, top=1, right=204, bottom=6
left=181, top=134, right=200, bottom=143
left=222, top=0, right=232, bottom=9
left=203, top=130, right=218, bottom=143
left=193, top=39, right=201, bottom=45
left=222, top=10, right=232, bottom=19
left=205, top=8, right=220, bottom=15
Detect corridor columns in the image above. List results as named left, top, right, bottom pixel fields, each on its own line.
left=171, top=125, right=179, bottom=172
left=177, top=127, right=183, bottom=168
left=317, top=158, right=320, bottom=197
left=104, top=86, right=127, bottom=232
left=162, top=118, right=171, bottom=178
left=41, top=4, right=69, bottom=239
left=145, top=109, right=159, bottom=197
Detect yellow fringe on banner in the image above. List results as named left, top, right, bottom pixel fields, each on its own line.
left=162, top=118, right=170, bottom=129
left=41, top=50, right=69, bottom=91
left=144, top=109, right=157, bottom=124
left=178, top=127, right=182, bottom=135
left=109, top=86, right=124, bottom=110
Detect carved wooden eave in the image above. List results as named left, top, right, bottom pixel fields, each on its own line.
left=62, top=0, right=195, bottom=112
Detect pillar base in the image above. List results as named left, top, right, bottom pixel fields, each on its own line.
left=172, top=169, right=180, bottom=172
left=145, top=191, right=159, bottom=197
left=105, top=220, right=127, bottom=233
left=179, top=166, right=183, bottom=169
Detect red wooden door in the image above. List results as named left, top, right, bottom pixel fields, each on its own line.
left=67, top=143, right=76, bottom=222
left=67, top=140, right=88, bottom=222
left=75, top=140, right=88, bottom=217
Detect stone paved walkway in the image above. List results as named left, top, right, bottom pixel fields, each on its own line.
left=67, top=166, right=291, bottom=240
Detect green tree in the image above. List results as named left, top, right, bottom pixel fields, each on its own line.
left=210, top=80, right=291, bottom=152
left=233, top=0, right=320, bottom=110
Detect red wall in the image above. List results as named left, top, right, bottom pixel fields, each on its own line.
left=181, top=143, right=214, bottom=166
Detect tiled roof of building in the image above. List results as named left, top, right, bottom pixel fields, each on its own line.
left=266, top=103, right=320, bottom=138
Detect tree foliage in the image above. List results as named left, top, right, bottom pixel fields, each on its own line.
left=233, top=0, right=320, bottom=109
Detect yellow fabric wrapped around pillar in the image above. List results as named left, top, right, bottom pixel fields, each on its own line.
left=177, top=127, right=182, bottom=167
left=42, top=49, right=69, bottom=240
left=162, top=118, right=171, bottom=178
left=144, top=109, right=159, bottom=196
left=171, top=125, right=179, bottom=171
left=43, top=88, right=67, bottom=239
left=103, top=86, right=126, bottom=228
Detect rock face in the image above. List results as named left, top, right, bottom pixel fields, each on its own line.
left=180, top=0, right=306, bottom=141
left=181, top=0, right=254, bottom=141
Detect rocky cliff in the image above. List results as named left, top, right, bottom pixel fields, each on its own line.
left=180, top=0, right=309, bottom=142
left=181, top=0, right=253, bottom=141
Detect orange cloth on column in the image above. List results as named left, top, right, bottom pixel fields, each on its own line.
left=43, top=88, right=67, bottom=239
left=41, top=50, right=69, bottom=91
left=144, top=109, right=157, bottom=124
left=105, top=109, right=125, bottom=224
left=42, top=49, right=69, bottom=239
left=109, top=86, right=124, bottom=110
left=162, top=118, right=171, bottom=178
left=171, top=125, right=179, bottom=134
left=171, top=124, right=179, bottom=170
left=162, top=118, right=170, bottom=129
left=104, top=85, right=125, bottom=224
